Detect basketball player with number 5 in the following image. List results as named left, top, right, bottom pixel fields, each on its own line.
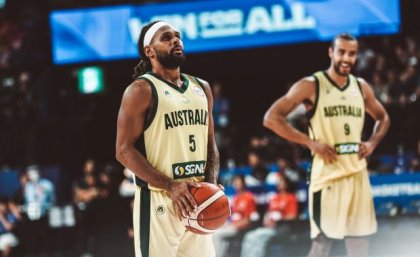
left=116, top=21, right=220, bottom=257
left=264, top=34, right=390, bottom=257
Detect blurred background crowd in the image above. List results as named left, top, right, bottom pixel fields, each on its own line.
left=0, top=0, right=419, bottom=257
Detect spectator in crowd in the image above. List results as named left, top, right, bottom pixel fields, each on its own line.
left=212, top=81, right=230, bottom=130
left=212, top=81, right=231, bottom=163
left=265, top=155, right=309, bottom=216
left=409, top=157, right=420, bottom=173
left=373, top=54, right=387, bottom=76
left=74, top=159, right=98, bottom=209
left=266, top=157, right=299, bottom=186
left=400, top=55, right=419, bottom=95
left=119, top=168, right=135, bottom=198
left=387, top=69, right=404, bottom=102
left=97, top=165, right=118, bottom=199
left=13, top=172, right=28, bottom=209
left=371, top=71, right=390, bottom=104
left=245, top=151, right=269, bottom=186
left=0, top=198, right=19, bottom=257
left=73, top=159, right=99, bottom=257
left=91, top=164, right=132, bottom=257
left=82, top=159, right=95, bottom=177
left=213, top=175, right=259, bottom=257
left=119, top=167, right=136, bottom=247
left=355, top=41, right=375, bottom=78
left=240, top=174, right=298, bottom=257
left=8, top=171, right=28, bottom=256
left=74, top=171, right=99, bottom=209
left=23, top=165, right=55, bottom=257
left=249, top=135, right=269, bottom=154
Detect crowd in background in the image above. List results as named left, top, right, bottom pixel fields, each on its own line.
left=0, top=160, right=133, bottom=257
left=1, top=1, right=419, bottom=170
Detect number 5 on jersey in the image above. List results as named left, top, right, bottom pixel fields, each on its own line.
left=189, top=135, right=196, bottom=152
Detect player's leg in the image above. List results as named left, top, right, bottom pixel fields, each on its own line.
left=346, top=171, right=377, bottom=236
left=134, top=187, right=185, bottom=257
left=345, top=237, right=369, bottom=257
left=308, top=177, right=355, bottom=257
left=344, top=171, right=376, bottom=257
left=133, top=187, right=146, bottom=257
left=177, top=230, right=215, bottom=257
left=307, top=188, right=333, bottom=257
left=307, top=233, right=333, bottom=257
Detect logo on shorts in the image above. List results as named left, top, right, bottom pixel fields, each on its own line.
left=156, top=205, right=165, bottom=215
left=172, top=161, right=206, bottom=179
left=335, top=143, right=359, bottom=155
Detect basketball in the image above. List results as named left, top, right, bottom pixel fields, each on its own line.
left=182, top=182, right=230, bottom=235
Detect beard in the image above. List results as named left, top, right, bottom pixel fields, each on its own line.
left=156, top=49, right=185, bottom=69
left=333, top=61, right=353, bottom=76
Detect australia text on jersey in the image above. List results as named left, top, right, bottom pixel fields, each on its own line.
left=164, top=109, right=208, bottom=130
left=323, top=105, right=362, bottom=118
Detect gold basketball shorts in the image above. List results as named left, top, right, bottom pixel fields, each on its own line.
left=309, top=170, right=377, bottom=239
left=133, top=187, right=215, bottom=257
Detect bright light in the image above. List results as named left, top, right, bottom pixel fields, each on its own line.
left=77, top=66, right=104, bottom=94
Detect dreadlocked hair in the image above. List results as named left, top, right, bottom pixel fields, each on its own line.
left=132, top=20, right=161, bottom=79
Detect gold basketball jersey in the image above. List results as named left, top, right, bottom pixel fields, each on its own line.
left=134, top=72, right=209, bottom=191
left=308, top=71, right=367, bottom=191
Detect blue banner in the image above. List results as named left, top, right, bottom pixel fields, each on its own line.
left=50, top=0, right=400, bottom=64
left=370, top=173, right=420, bottom=215
left=370, top=173, right=420, bottom=201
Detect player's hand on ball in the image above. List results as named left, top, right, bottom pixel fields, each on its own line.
left=183, top=182, right=230, bottom=234
left=309, top=141, right=337, bottom=164
left=168, top=181, right=201, bottom=220
left=217, top=184, right=225, bottom=191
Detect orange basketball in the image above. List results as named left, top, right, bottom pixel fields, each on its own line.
left=183, top=182, right=230, bottom=235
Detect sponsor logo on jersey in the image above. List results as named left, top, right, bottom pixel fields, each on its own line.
left=172, top=160, right=206, bottom=179
left=334, top=143, right=359, bottom=155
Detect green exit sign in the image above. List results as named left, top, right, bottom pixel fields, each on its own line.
left=78, top=66, right=104, bottom=94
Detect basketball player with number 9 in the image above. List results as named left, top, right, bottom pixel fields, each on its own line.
left=264, top=33, right=390, bottom=257
left=116, top=21, right=220, bottom=257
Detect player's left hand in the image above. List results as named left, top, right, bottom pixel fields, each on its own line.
left=358, top=141, right=375, bottom=159
left=217, top=184, right=225, bottom=191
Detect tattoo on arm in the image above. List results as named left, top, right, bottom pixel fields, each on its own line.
left=205, top=142, right=220, bottom=184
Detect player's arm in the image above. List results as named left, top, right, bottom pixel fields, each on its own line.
left=116, top=80, right=199, bottom=218
left=358, top=78, right=391, bottom=159
left=197, top=79, right=220, bottom=185
left=263, top=78, right=336, bottom=163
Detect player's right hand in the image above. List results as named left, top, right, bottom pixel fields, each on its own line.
left=168, top=181, right=201, bottom=220
left=309, top=141, right=337, bottom=164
